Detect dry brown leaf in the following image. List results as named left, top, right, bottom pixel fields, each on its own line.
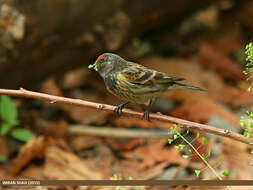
left=118, top=159, right=145, bottom=178
left=44, top=146, right=103, bottom=180
left=105, top=138, right=146, bottom=151
left=219, top=82, right=253, bottom=108
left=199, top=43, right=244, bottom=80
left=10, top=136, right=56, bottom=177
left=19, top=165, right=46, bottom=180
left=138, top=162, right=169, bottom=179
left=220, top=138, right=253, bottom=180
left=35, top=119, right=69, bottom=138
left=120, top=139, right=188, bottom=169
left=82, top=145, right=118, bottom=178
left=70, top=135, right=103, bottom=152
left=171, top=99, right=240, bottom=129
left=191, top=137, right=208, bottom=162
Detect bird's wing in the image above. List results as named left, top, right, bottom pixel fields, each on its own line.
left=118, top=63, right=185, bottom=85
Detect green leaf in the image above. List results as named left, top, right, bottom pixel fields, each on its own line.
left=182, top=155, right=189, bottom=159
left=174, top=134, right=178, bottom=140
left=168, top=138, right=173, bottom=144
left=246, top=133, right=253, bottom=138
left=0, top=122, right=13, bottom=135
left=179, top=144, right=185, bottom=149
left=240, top=119, right=246, bottom=129
left=186, top=130, right=190, bottom=134
left=0, top=154, right=8, bottom=163
left=222, top=170, right=230, bottom=177
left=249, top=112, right=253, bottom=119
left=195, top=170, right=201, bottom=177
left=251, top=150, right=253, bottom=154
left=174, top=145, right=179, bottom=151
left=243, top=131, right=248, bottom=137
left=0, top=96, right=18, bottom=125
left=173, top=124, right=179, bottom=131
left=10, top=128, right=33, bottom=142
left=202, top=137, right=207, bottom=143
left=197, top=132, right=200, bottom=138
left=201, top=154, right=207, bottom=160
left=129, top=176, right=133, bottom=180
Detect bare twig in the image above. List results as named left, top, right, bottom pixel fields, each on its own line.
left=0, top=88, right=252, bottom=145
left=69, top=125, right=172, bottom=138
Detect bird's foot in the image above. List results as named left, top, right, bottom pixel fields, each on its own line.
left=114, top=102, right=128, bottom=116
left=142, top=110, right=150, bottom=122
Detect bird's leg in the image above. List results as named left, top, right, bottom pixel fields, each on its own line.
left=141, top=98, right=153, bottom=122
left=142, top=110, right=150, bottom=121
left=114, top=102, right=129, bottom=116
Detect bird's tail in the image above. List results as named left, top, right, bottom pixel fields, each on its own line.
left=172, top=82, right=206, bottom=92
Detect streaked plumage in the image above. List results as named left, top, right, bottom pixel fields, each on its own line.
left=89, top=53, right=205, bottom=120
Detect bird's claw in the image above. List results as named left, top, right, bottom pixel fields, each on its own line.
left=114, top=102, right=128, bottom=116
left=142, top=110, right=150, bottom=121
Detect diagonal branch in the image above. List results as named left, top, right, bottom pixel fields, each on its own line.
left=0, top=88, right=252, bottom=145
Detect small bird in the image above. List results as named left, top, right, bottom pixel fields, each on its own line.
left=89, top=53, right=205, bottom=121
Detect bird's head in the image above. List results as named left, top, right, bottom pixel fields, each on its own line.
left=88, top=53, right=125, bottom=78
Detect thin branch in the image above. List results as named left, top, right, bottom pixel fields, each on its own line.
left=0, top=88, right=252, bottom=145
left=69, top=125, right=172, bottom=138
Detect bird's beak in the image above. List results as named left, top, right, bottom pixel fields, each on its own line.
left=88, top=62, right=98, bottom=71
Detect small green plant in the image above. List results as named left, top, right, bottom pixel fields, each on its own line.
left=110, top=174, right=122, bottom=190
left=0, top=96, right=33, bottom=163
left=239, top=43, right=253, bottom=143
left=168, top=125, right=231, bottom=190
left=240, top=111, right=253, bottom=139
left=244, top=42, right=253, bottom=91
left=0, top=95, right=33, bottom=142
left=222, top=170, right=230, bottom=177
left=110, top=174, right=141, bottom=190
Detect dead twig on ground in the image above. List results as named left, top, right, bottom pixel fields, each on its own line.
left=69, top=125, right=172, bottom=138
